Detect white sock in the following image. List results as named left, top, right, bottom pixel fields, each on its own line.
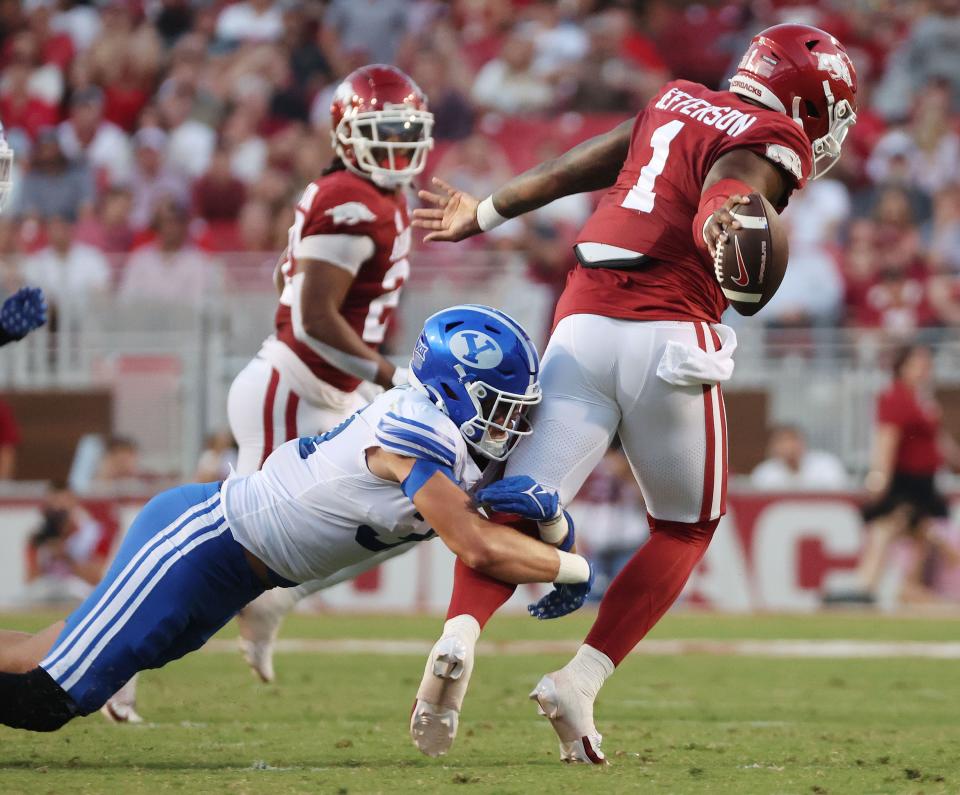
left=564, top=644, right=614, bottom=700
left=443, top=614, right=481, bottom=644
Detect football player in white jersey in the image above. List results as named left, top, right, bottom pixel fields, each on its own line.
left=0, top=306, right=593, bottom=733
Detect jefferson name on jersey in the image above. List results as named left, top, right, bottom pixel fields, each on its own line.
left=654, top=87, right=758, bottom=138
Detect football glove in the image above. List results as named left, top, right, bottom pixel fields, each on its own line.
left=1, top=287, right=47, bottom=340
left=476, top=475, right=560, bottom=521
left=527, top=561, right=595, bottom=620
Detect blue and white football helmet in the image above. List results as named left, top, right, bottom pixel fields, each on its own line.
left=409, top=304, right=541, bottom=461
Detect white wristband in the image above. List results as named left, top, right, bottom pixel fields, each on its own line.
left=538, top=511, right=569, bottom=546
left=391, top=366, right=409, bottom=387
left=555, top=551, right=590, bottom=584
left=476, top=195, right=508, bottom=232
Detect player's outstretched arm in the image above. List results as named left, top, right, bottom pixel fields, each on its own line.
left=370, top=449, right=591, bottom=585
left=413, top=119, right=633, bottom=243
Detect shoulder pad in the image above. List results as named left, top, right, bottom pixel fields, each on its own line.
left=375, top=390, right=461, bottom=468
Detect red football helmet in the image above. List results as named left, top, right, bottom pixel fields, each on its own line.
left=729, top=24, right=857, bottom=179
left=330, top=64, right=434, bottom=189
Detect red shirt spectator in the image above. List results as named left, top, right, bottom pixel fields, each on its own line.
left=0, top=397, right=21, bottom=479
left=192, top=150, right=247, bottom=223
left=103, top=81, right=151, bottom=133
left=0, top=94, right=57, bottom=141
left=876, top=380, right=943, bottom=475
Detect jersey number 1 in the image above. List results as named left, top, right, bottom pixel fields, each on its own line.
left=621, top=120, right=685, bottom=214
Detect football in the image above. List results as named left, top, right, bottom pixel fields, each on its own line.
left=713, top=192, right=789, bottom=316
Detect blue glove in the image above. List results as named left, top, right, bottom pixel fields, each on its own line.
left=476, top=475, right=559, bottom=521
left=1, top=287, right=47, bottom=339
left=528, top=561, right=595, bottom=620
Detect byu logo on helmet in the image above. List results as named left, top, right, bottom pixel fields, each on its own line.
left=449, top=330, right=503, bottom=369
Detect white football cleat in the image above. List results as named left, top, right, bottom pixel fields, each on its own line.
left=530, top=670, right=606, bottom=764
left=101, top=675, right=144, bottom=725
left=410, top=634, right=474, bottom=757
left=236, top=588, right=297, bottom=683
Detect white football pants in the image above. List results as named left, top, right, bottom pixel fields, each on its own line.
left=227, top=356, right=366, bottom=476
left=505, top=314, right=728, bottom=524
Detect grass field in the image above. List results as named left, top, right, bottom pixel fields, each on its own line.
left=2, top=610, right=960, bottom=794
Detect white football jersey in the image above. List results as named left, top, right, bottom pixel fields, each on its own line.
left=222, top=386, right=483, bottom=584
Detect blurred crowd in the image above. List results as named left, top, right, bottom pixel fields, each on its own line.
left=0, top=0, right=952, bottom=343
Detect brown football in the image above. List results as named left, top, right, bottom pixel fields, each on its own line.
left=713, top=192, right=789, bottom=316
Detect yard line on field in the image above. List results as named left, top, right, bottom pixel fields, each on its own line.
left=201, top=638, right=960, bottom=659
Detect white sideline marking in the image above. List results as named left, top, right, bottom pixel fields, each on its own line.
left=202, top=638, right=960, bottom=659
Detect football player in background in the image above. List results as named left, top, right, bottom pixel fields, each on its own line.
left=0, top=305, right=594, bottom=734
left=103, top=64, right=434, bottom=721
left=0, top=125, right=47, bottom=346
left=410, top=24, right=857, bottom=762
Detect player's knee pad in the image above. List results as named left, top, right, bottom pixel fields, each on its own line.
left=0, top=667, right=80, bottom=732
left=647, top=515, right=720, bottom=546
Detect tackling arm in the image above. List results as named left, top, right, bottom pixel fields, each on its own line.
left=369, top=449, right=590, bottom=584
left=413, top=119, right=633, bottom=243
left=293, top=260, right=402, bottom=389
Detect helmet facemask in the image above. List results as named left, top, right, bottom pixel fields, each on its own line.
left=459, top=377, right=541, bottom=461
left=334, top=105, right=435, bottom=189
left=809, top=80, right=856, bottom=179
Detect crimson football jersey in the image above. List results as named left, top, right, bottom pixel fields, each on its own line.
left=556, top=79, right=813, bottom=325
left=273, top=169, right=410, bottom=393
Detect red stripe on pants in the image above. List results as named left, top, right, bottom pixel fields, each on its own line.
left=709, top=327, right=728, bottom=516
left=284, top=390, right=300, bottom=443
left=260, top=368, right=281, bottom=469
left=694, top=324, right=715, bottom=522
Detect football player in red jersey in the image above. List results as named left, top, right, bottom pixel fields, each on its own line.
left=101, top=64, right=435, bottom=723
left=409, top=24, right=857, bottom=762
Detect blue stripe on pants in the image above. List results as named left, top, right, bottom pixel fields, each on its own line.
left=39, top=482, right=266, bottom=714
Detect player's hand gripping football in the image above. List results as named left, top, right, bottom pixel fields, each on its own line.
left=476, top=475, right=560, bottom=522
left=1, top=286, right=47, bottom=340
left=703, top=194, right=750, bottom=254
left=412, top=177, right=482, bottom=242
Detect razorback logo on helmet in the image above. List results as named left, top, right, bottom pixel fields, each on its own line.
left=816, top=51, right=853, bottom=87
left=325, top=202, right=377, bottom=226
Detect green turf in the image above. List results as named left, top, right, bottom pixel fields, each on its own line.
left=2, top=611, right=959, bottom=793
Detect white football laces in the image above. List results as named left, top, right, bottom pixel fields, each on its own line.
left=712, top=230, right=729, bottom=284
